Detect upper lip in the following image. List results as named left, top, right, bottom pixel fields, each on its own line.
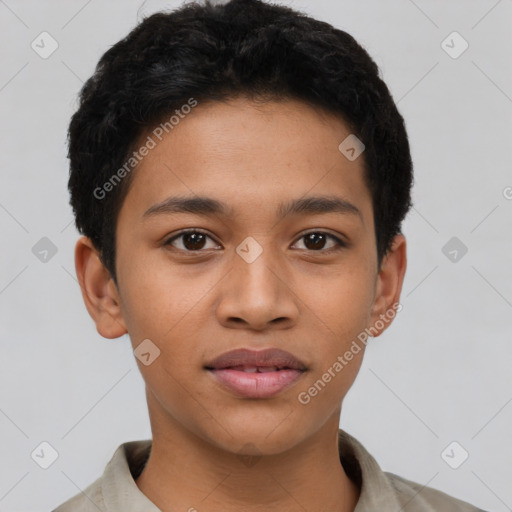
left=205, top=348, right=307, bottom=371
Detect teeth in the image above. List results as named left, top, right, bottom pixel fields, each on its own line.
left=257, top=366, right=278, bottom=372
left=236, top=366, right=280, bottom=373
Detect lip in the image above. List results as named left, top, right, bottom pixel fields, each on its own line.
left=205, top=348, right=307, bottom=399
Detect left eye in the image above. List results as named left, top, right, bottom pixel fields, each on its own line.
left=164, top=230, right=345, bottom=252
left=292, top=232, right=345, bottom=252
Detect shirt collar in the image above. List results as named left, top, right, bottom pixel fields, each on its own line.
left=100, top=438, right=157, bottom=512
left=99, top=429, right=402, bottom=511
left=338, top=429, right=402, bottom=510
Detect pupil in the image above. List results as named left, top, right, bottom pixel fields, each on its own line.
left=305, top=233, right=325, bottom=250
left=184, top=233, right=206, bottom=250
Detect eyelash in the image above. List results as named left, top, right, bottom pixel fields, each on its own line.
left=164, top=229, right=347, bottom=254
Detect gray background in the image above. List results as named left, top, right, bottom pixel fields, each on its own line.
left=0, top=0, right=511, bottom=510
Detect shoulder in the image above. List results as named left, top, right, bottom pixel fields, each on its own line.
left=385, top=471, right=488, bottom=512
left=51, top=440, right=153, bottom=512
left=51, top=476, right=104, bottom=512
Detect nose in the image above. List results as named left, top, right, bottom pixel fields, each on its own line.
left=215, top=241, right=300, bottom=332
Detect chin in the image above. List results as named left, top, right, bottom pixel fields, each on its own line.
left=199, top=412, right=313, bottom=456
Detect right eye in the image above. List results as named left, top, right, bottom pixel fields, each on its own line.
left=164, top=229, right=222, bottom=252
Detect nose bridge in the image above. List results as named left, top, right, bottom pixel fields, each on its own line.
left=233, top=234, right=282, bottom=298
left=216, top=235, right=298, bottom=329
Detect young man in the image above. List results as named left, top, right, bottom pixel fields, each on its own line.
left=53, top=0, right=484, bottom=510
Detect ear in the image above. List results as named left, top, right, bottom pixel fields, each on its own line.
left=74, top=236, right=128, bottom=339
left=368, top=234, right=407, bottom=338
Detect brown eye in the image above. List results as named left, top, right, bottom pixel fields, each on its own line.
left=293, top=232, right=345, bottom=252
left=165, top=230, right=220, bottom=251
left=181, top=232, right=207, bottom=250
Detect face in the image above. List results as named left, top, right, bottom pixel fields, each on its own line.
left=76, top=96, right=406, bottom=456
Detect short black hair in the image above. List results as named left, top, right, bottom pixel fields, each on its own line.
left=68, top=0, right=413, bottom=286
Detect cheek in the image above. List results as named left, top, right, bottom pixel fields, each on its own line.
left=117, top=259, right=216, bottom=388
left=292, top=264, right=373, bottom=401
left=295, top=351, right=364, bottom=423
left=117, top=252, right=209, bottom=343
left=297, top=334, right=365, bottom=415
left=294, top=263, right=375, bottom=341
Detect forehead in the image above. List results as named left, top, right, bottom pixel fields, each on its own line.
left=117, top=97, right=372, bottom=226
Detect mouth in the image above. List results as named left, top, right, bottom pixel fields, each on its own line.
left=205, top=348, right=307, bottom=399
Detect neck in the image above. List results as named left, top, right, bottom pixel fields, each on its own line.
left=135, top=395, right=360, bottom=512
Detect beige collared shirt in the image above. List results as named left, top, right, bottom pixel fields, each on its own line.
left=53, top=429, right=485, bottom=511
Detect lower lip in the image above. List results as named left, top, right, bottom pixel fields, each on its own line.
left=208, top=368, right=304, bottom=398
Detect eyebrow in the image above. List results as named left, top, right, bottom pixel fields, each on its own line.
left=142, top=195, right=362, bottom=222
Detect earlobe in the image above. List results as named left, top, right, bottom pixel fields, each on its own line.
left=74, top=236, right=127, bottom=339
left=368, top=234, right=407, bottom=338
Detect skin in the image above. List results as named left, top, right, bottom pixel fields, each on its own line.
left=75, top=96, right=407, bottom=512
